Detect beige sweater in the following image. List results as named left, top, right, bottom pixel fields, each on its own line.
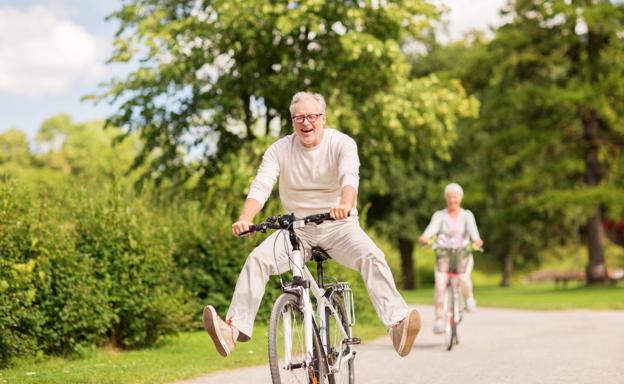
left=247, top=128, right=360, bottom=217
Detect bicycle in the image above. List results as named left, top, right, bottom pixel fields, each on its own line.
left=240, top=212, right=359, bottom=384
left=430, top=240, right=482, bottom=351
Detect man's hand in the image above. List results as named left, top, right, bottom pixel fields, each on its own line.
left=330, top=204, right=351, bottom=220
left=232, top=219, right=254, bottom=236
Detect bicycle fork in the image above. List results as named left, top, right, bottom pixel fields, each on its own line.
left=290, top=247, right=314, bottom=366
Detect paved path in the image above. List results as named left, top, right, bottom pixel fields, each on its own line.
left=174, top=305, right=624, bottom=384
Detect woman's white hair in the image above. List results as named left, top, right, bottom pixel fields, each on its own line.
left=444, top=183, right=464, bottom=200
left=289, top=91, right=326, bottom=115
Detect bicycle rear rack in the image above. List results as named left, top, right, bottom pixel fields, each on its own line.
left=327, top=282, right=356, bottom=326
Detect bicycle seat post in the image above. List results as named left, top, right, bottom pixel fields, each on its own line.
left=316, top=259, right=324, bottom=289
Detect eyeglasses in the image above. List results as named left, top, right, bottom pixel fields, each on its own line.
left=292, top=113, right=323, bottom=124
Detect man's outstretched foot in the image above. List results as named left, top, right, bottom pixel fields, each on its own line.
left=389, top=308, right=421, bottom=357
left=203, top=305, right=237, bottom=357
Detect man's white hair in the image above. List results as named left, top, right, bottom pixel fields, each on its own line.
left=444, top=183, right=464, bottom=199
left=289, top=91, right=326, bottom=115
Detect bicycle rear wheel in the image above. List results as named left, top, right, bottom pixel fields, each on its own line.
left=444, top=286, right=456, bottom=351
left=269, top=293, right=326, bottom=384
left=325, top=294, right=355, bottom=384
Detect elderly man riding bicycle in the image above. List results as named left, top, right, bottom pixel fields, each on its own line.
left=203, top=91, right=421, bottom=358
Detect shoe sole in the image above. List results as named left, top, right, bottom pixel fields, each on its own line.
left=398, top=309, right=422, bottom=357
left=203, top=305, right=230, bottom=357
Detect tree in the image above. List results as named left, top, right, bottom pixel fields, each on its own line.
left=92, top=0, right=443, bottom=185
left=94, top=0, right=479, bottom=288
left=490, top=0, right=624, bottom=283
left=0, top=129, right=32, bottom=167
left=35, top=114, right=140, bottom=182
left=419, top=0, right=624, bottom=284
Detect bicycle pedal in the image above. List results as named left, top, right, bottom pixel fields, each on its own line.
left=343, top=337, right=361, bottom=345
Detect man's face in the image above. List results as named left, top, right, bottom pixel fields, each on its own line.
left=291, top=98, right=326, bottom=148
left=445, top=191, right=462, bottom=211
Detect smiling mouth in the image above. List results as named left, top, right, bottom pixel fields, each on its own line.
left=301, top=128, right=314, bottom=133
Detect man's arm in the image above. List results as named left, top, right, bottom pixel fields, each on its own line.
left=333, top=135, right=360, bottom=220
left=232, top=198, right=263, bottom=236
left=232, top=142, right=280, bottom=236
left=330, top=185, right=357, bottom=220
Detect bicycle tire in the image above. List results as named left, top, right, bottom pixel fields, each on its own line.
left=445, top=285, right=455, bottom=351
left=325, top=293, right=355, bottom=384
left=453, top=285, right=460, bottom=346
left=269, top=293, right=327, bottom=384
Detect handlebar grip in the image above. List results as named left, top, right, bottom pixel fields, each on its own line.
left=238, top=224, right=259, bottom=237
left=308, top=209, right=353, bottom=223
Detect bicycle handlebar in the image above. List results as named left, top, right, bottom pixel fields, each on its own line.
left=434, top=245, right=484, bottom=253
left=425, top=236, right=484, bottom=253
left=239, top=212, right=338, bottom=236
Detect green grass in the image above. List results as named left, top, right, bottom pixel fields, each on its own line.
left=402, top=282, right=624, bottom=310
left=0, top=323, right=386, bottom=384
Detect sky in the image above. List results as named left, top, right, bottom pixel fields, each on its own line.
left=0, top=0, right=507, bottom=138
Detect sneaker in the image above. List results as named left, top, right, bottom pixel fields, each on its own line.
left=432, top=319, right=445, bottom=334
left=389, top=308, right=421, bottom=357
left=203, top=305, right=237, bottom=357
left=466, top=297, right=477, bottom=312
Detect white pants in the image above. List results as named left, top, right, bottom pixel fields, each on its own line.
left=433, top=255, right=474, bottom=321
left=226, top=216, right=409, bottom=338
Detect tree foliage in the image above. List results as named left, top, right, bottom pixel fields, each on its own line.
left=92, top=0, right=442, bottom=187
left=412, top=0, right=624, bottom=284
left=93, top=0, right=479, bottom=288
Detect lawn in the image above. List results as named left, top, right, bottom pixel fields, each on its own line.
left=0, top=323, right=386, bottom=384
left=3, top=282, right=622, bottom=384
left=402, top=282, right=624, bottom=310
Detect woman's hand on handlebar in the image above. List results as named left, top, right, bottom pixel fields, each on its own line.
left=232, top=218, right=254, bottom=236
left=471, top=239, right=484, bottom=251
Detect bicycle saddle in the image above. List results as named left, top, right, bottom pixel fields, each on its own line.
left=311, top=246, right=331, bottom=262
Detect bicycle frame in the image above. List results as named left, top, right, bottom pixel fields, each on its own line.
left=284, top=253, right=355, bottom=374
left=242, top=212, right=357, bottom=379
left=436, top=247, right=468, bottom=350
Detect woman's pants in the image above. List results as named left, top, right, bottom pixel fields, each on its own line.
left=433, top=254, right=474, bottom=321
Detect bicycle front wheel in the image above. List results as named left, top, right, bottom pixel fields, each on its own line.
left=325, top=294, right=355, bottom=384
left=444, top=286, right=456, bottom=351
left=269, top=293, right=326, bottom=384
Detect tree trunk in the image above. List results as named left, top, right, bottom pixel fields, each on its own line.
left=243, top=94, right=255, bottom=140
left=398, top=237, right=415, bottom=290
left=500, top=251, right=513, bottom=287
left=583, top=110, right=608, bottom=284
left=586, top=207, right=608, bottom=283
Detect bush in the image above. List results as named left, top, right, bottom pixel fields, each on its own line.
left=73, top=185, right=185, bottom=348
left=0, top=184, right=44, bottom=367
left=0, top=181, right=188, bottom=367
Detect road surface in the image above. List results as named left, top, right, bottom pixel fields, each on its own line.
left=174, top=305, right=624, bottom=384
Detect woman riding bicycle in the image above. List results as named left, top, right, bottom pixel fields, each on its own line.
left=418, top=183, right=483, bottom=334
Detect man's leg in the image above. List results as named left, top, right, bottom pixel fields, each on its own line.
left=204, top=230, right=296, bottom=356
left=318, top=218, right=420, bottom=356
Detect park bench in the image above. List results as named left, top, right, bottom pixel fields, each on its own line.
left=524, top=270, right=585, bottom=289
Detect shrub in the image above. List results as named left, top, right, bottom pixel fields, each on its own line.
left=73, top=185, right=185, bottom=348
